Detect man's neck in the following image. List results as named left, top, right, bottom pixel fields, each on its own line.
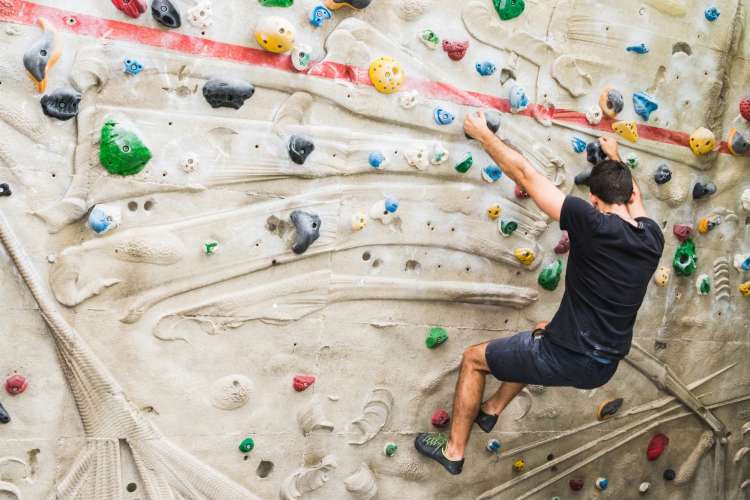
left=598, top=203, right=638, bottom=225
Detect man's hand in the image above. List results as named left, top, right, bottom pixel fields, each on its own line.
left=464, top=111, right=493, bottom=143
left=598, top=136, right=621, bottom=161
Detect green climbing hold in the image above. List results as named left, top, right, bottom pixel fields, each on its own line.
left=204, top=241, right=218, bottom=254
left=538, top=260, right=563, bottom=291
left=696, top=274, right=711, bottom=295
left=258, top=0, right=293, bottom=6
left=384, top=443, right=398, bottom=457
left=499, top=220, right=518, bottom=237
left=455, top=153, right=473, bottom=173
left=99, top=120, right=152, bottom=176
left=239, top=437, right=255, bottom=453
left=673, top=239, right=697, bottom=277
left=426, top=327, right=448, bottom=349
left=493, top=0, right=525, bottom=20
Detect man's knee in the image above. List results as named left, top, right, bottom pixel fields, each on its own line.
left=462, top=343, right=489, bottom=371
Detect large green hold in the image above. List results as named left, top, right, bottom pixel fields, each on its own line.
left=494, top=0, right=525, bottom=20
left=538, top=259, right=563, bottom=291
left=426, top=327, right=448, bottom=349
left=99, top=120, right=152, bottom=176
left=673, top=239, right=697, bottom=277
left=259, top=0, right=293, bottom=5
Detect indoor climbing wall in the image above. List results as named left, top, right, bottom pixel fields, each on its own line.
left=0, top=0, right=749, bottom=498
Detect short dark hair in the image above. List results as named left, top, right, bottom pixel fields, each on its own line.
left=588, top=160, right=633, bottom=204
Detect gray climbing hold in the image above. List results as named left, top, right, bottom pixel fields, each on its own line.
left=41, top=87, right=82, bottom=121
left=289, top=135, right=315, bottom=165
left=290, top=210, right=321, bottom=254
left=574, top=170, right=591, bottom=186
left=586, top=141, right=607, bottom=165
left=654, top=164, right=672, bottom=184
left=151, top=0, right=181, bottom=28
left=202, top=79, right=255, bottom=109
left=0, top=400, right=9, bottom=423
left=692, top=182, right=716, bottom=200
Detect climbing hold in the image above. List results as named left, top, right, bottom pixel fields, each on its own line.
left=697, top=215, right=720, bottom=234
left=740, top=281, right=750, bottom=297
left=369, top=56, right=405, bottom=94
left=324, top=0, right=373, bottom=9
left=514, top=248, right=536, bottom=266
left=569, top=479, right=584, bottom=491
left=351, top=213, right=367, bottom=231
left=426, top=327, right=448, bottom=349
left=704, top=6, right=720, bottom=21
left=499, top=220, right=518, bottom=237
left=482, top=165, right=503, bottom=183
left=112, top=0, right=147, bottom=18
left=554, top=231, right=570, bottom=254
left=152, top=0, right=181, bottom=28
left=239, top=437, right=255, bottom=453
left=586, top=141, right=607, bottom=165
left=740, top=97, right=750, bottom=121
left=405, top=148, right=430, bottom=170
left=509, top=84, right=529, bottom=113
left=654, top=164, right=672, bottom=184
left=487, top=439, right=501, bottom=453
left=202, top=79, right=255, bottom=109
left=293, top=374, right=316, bottom=392
left=309, top=5, right=332, bottom=27
left=88, top=204, right=122, bottom=235
left=442, top=40, right=469, bottom=61
left=454, top=153, right=473, bottom=173
left=647, top=433, right=669, bottom=461
left=475, top=61, right=497, bottom=77
left=599, top=87, right=624, bottom=118
left=255, top=16, right=295, bottom=53
left=290, top=45, right=312, bottom=71
left=23, top=18, right=61, bottom=93
left=612, top=121, right=639, bottom=143
left=596, top=478, right=609, bottom=491
left=369, top=151, right=386, bottom=169
left=696, top=274, right=711, bottom=296
left=692, top=181, right=716, bottom=200
left=538, top=260, right=563, bottom=291
left=663, top=469, right=676, bottom=481
left=0, top=401, right=9, bottom=424
left=99, top=120, right=152, bottom=176
left=369, top=198, right=399, bottom=225
left=639, top=482, right=650, bottom=494
left=586, top=105, right=603, bottom=125
left=123, top=58, right=143, bottom=76
left=672, top=224, right=693, bottom=242
left=259, top=0, right=293, bottom=6
left=204, top=241, right=218, bottom=255
left=288, top=135, right=315, bottom=164
left=734, top=254, right=750, bottom=272
left=4, top=375, right=28, bottom=395
left=187, top=1, right=213, bottom=28
left=654, top=266, right=670, bottom=287
left=419, top=29, right=440, bottom=50
left=290, top=210, right=321, bottom=254
left=431, top=143, right=449, bottom=165
left=673, top=240, right=697, bottom=277
left=632, top=92, right=659, bottom=121
left=727, top=128, right=750, bottom=156
left=596, top=397, right=624, bottom=420
left=487, top=204, right=502, bottom=220
left=384, top=443, right=398, bottom=457
left=0, top=184, right=11, bottom=197
left=181, top=152, right=199, bottom=173
left=689, top=127, right=716, bottom=156
left=434, top=108, right=455, bottom=125
left=431, top=409, right=450, bottom=428
left=493, top=0, right=525, bottom=20
left=574, top=170, right=591, bottom=186
left=398, top=90, right=419, bottom=109
left=514, top=185, right=529, bottom=199
left=624, top=152, right=639, bottom=169
left=465, top=111, right=501, bottom=140
left=40, top=87, right=81, bottom=121
left=626, top=43, right=649, bottom=54
left=513, top=458, right=526, bottom=472
left=571, top=137, right=587, bottom=153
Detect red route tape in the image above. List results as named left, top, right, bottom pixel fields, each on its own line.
left=0, top=0, right=743, bottom=157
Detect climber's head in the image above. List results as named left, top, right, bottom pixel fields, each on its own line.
left=588, top=159, right=634, bottom=209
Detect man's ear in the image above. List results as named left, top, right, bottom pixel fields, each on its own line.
left=589, top=192, right=599, bottom=208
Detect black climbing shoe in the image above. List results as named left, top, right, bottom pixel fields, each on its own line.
left=414, top=433, right=464, bottom=475
left=475, top=407, right=498, bottom=433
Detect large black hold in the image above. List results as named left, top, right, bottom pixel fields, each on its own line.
left=654, top=164, right=672, bottom=185
left=0, top=401, right=9, bottom=424
left=202, top=79, right=255, bottom=109
left=692, top=182, right=716, bottom=200
left=290, top=210, right=321, bottom=255
left=41, top=87, right=82, bottom=121
left=574, top=170, right=592, bottom=186
left=586, top=141, right=607, bottom=165
left=151, top=0, right=181, bottom=28
left=288, top=135, right=315, bottom=165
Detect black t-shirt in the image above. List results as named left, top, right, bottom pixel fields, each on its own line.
left=545, top=196, right=665, bottom=360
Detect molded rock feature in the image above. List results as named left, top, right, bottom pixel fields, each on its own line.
left=298, top=399, right=334, bottom=435
left=675, top=431, right=715, bottom=485
left=654, top=266, right=670, bottom=287
left=487, top=204, right=501, bottom=220
left=41, top=87, right=82, bottom=121
left=538, top=260, right=563, bottom=291
left=209, top=374, right=253, bottom=410
left=123, top=58, right=143, bottom=75
left=626, top=43, right=649, bottom=54
left=586, top=105, right=603, bottom=125
left=487, top=439, right=501, bottom=453
left=369, top=198, right=399, bottom=225
left=672, top=224, right=693, bottom=242
left=740, top=97, right=750, bottom=121
left=475, top=61, right=497, bottom=76
left=673, top=240, right=697, bottom=277
left=704, top=6, right=720, bottom=20
left=571, top=137, right=587, bottom=153
left=368, top=151, right=386, bottom=169
left=23, top=18, right=61, bottom=93
left=310, top=5, right=332, bottom=27
left=290, top=210, right=321, bottom=254
left=569, top=479, right=584, bottom=491
left=419, top=29, right=440, bottom=49
left=647, top=433, right=669, bottom=460
left=325, top=0, right=373, bottom=9
left=431, top=409, right=450, bottom=427
left=369, top=56, right=405, bottom=94
left=697, top=215, right=720, bottom=234
left=696, top=274, right=711, bottom=296
left=509, top=84, right=528, bottom=113
left=632, top=92, right=658, bottom=121
left=554, top=231, right=570, bottom=254
left=281, top=455, right=337, bottom=500
left=595, top=478, right=609, bottom=491
left=442, top=40, right=469, bottom=61
left=293, top=374, right=316, bottom=392
left=586, top=141, right=607, bottom=165
left=727, top=128, right=749, bottom=156
left=288, top=135, right=315, bottom=164
left=151, top=0, right=181, bottom=28
left=347, top=388, right=393, bottom=445
left=654, top=164, right=672, bottom=184
left=202, top=79, right=255, bottom=109
left=291, top=45, right=312, bottom=72
left=599, top=87, right=624, bottom=118
left=426, top=327, right=448, bottom=349
left=692, top=181, right=716, bottom=200
left=513, top=458, right=525, bottom=472
left=187, top=1, right=213, bottom=29
left=238, top=437, right=255, bottom=453
left=482, top=165, right=503, bottom=183
left=351, top=213, right=367, bottom=231
left=454, top=153, right=473, bottom=173
left=5, top=374, right=28, bottom=395
left=596, top=397, right=624, bottom=420
left=514, top=248, right=535, bottom=266
left=0, top=401, right=9, bottom=423
left=689, top=127, right=716, bottom=156
left=88, top=204, right=122, bottom=235
left=344, top=464, right=378, bottom=500
left=434, top=108, right=455, bottom=125
left=112, top=0, right=147, bottom=18
left=255, top=16, right=295, bottom=53
left=384, top=443, right=398, bottom=457
left=493, top=0, right=525, bottom=20
left=499, top=220, right=518, bottom=237
left=99, top=120, right=152, bottom=176
left=612, top=121, right=639, bottom=142
left=399, top=90, right=419, bottom=109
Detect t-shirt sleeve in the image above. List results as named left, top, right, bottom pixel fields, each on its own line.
left=637, top=217, right=665, bottom=252
left=560, top=196, right=601, bottom=238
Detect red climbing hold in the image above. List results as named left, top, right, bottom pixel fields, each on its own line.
left=5, top=374, right=28, bottom=395
left=569, top=478, right=584, bottom=491
left=112, top=0, right=148, bottom=18
left=514, top=185, right=529, bottom=199
left=647, top=433, right=669, bottom=461
left=442, top=40, right=469, bottom=61
left=672, top=224, right=694, bottom=243
left=293, top=374, right=316, bottom=392
left=740, top=97, right=750, bottom=121
left=554, top=231, right=570, bottom=254
left=431, top=409, right=450, bottom=428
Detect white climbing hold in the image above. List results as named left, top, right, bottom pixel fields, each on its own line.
left=405, top=147, right=430, bottom=170
left=209, top=374, right=253, bottom=410
left=181, top=152, right=199, bottom=173
left=187, top=1, right=213, bottom=29
left=351, top=213, right=367, bottom=231
left=639, top=481, right=650, bottom=493
left=398, top=90, right=419, bottom=109
left=586, top=105, right=603, bottom=125
left=430, top=143, right=449, bottom=165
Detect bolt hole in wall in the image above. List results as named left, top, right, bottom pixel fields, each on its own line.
left=405, top=260, right=421, bottom=271
left=362, top=251, right=371, bottom=261
left=126, top=482, right=137, bottom=492
left=128, top=201, right=138, bottom=211
left=256, top=460, right=274, bottom=478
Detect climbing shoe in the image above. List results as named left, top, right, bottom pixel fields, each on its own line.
left=414, top=433, right=464, bottom=475
left=475, top=407, right=498, bottom=433
left=596, top=397, right=624, bottom=421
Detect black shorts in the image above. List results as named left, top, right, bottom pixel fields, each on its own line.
left=484, top=331, right=619, bottom=390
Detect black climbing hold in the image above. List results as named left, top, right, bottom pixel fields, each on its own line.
left=605, top=89, right=624, bottom=115
left=574, top=170, right=591, bottom=186
left=288, top=135, right=315, bottom=165
left=0, top=401, right=9, bottom=424
left=40, top=87, right=82, bottom=121
left=586, top=141, right=607, bottom=165
left=151, top=0, right=181, bottom=28
left=692, top=182, right=716, bottom=200
left=654, top=164, right=672, bottom=184
left=202, top=79, right=255, bottom=110
left=663, top=468, right=675, bottom=481
left=290, top=210, right=321, bottom=254
left=0, top=183, right=11, bottom=197
left=465, top=110, right=501, bottom=139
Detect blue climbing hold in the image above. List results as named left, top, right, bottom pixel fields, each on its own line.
left=310, top=5, right=332, bottom=27
left=626, top=43, right=649, bottom=54
left=482, top=165, right=503, bottom=183
left=434, top=108, right=455, bottom=125
left=633, top=92, right=659, bottom=121
left=369, top=151, right=386, bottom=169
left=596, top=478, right=609, bottom=491
left=705, top=6, right=720, bottom=21
left=571, top=137, right=587, bottom=153
left=123, top=58, right=143, bottom=75
left=509, top=84, right=528, bottom=113
left=385, top=198, right=399, bottom=213
left=487, top=439, right=502, bottom=453
left=740, top=255, right=750, bottom=271
left=475, top=61, right=497, bottom=77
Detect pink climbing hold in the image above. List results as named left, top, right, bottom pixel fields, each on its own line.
left=569, top=478, right=584, bottom=491
left=514, top=185, right=529, bottom=199
left=431, top=409, right=450, bottom=428
left=293, top=374, right=316, bottom=392
left=442, top=40, right=469, bottom=61
left=554, top=231, right=570, bottom=254
left=647, top=433, right=669, bottom=461
left=111, top=0, right=148, bottom=18
left=672, top=224, right=694, bottom=243
left=5, top=374, right=28, bottom=395
left=740, top=97, right=750, bottom=121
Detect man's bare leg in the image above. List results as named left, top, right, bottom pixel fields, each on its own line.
left=481, top=382, right=526, bottom=415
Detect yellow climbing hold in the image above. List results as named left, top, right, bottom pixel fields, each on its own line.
left=513, top=458, right=526, bottom=472
left=487, top=204, right=502, bottom=220
left=351, top=213, right=367, bottom=231
left=688, top=127, right=716, bottom=156
left=369, top=56, right=405, bottom=94
left=740, top=281, right=750, bottom=297
left=612, top=121, right=639, bottom=143
left=255, top=16, right=295, bottom=54
left=654, top=266, right=670, bottom=287
left=514, top=248, right=536, bottom=266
